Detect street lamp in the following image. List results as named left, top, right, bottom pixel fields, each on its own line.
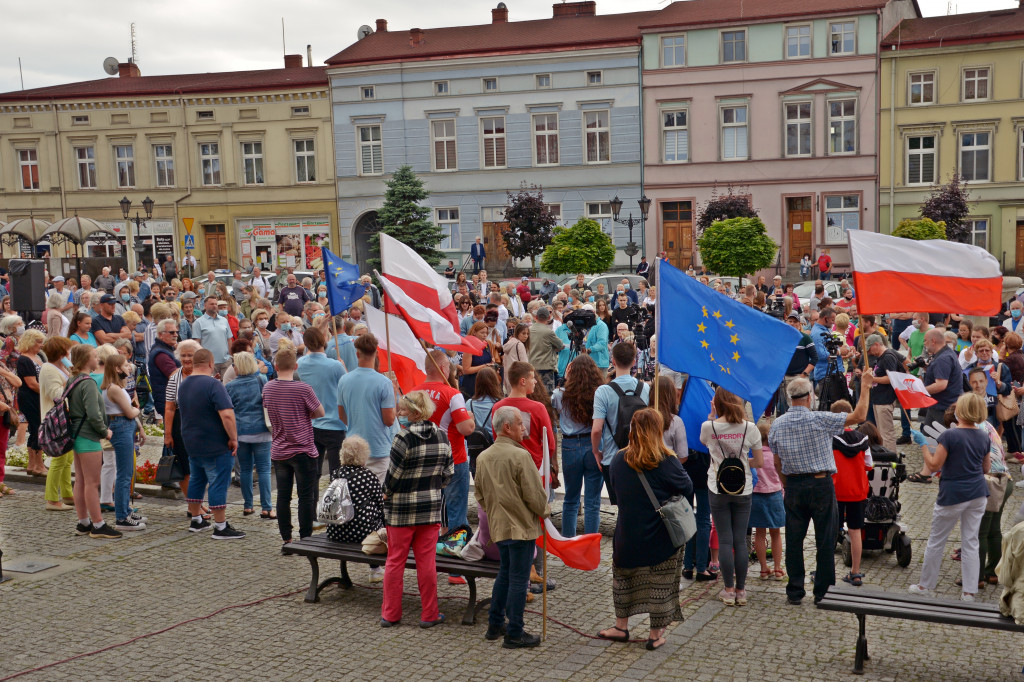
left=119, top=195, right=155, bottom=273
left=610, top=194, right=651, bottom=271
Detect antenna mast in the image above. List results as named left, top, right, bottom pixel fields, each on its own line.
left=130, top=22, right=138, bottom=64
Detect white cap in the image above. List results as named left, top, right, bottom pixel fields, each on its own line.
left=52, top=275, right=65, bottom=282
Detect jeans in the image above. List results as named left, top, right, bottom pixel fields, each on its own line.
left=684, top=487, right=712, bottom=573
left=560, top=435, right=603, bottom=536
left=236, top=441, right=272, bottom=512
left=274, top=454, right=319, bottom=541
left=784, top=475, right=838, bottom=601
left=1003, top=419, right=1023, bottom=455
left=313, top=427, right=345, bottom=478
left=489, top=539, right=534, bottom=639
left=109, top=416, right=136, bottom=522
left=709, top=492, right=753, bottom=589
left=443, top=461, right=470, bottom=530
left=187, top=453, right=235, bottom=509
left=382, top=524, right=440, bottom=623
left=917, top=496, right=986, bottom=593
left=900, top=406, right=911, bottom=439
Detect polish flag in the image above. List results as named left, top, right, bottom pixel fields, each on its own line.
left=848, top=230, right=1002, bottom=316
left=537, top=427, right=601, bottom=571
left=886, top=371, right=938, bottom=410
left=363, top=305, right=427, bottom=394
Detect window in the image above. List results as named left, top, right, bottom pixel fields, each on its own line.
left=825, top=195, right=860, bottom=244
left=18, top=149, right=39, bottom=190
left=434, top=81, right=449, bottom=96
left=584, top=110, right=610, bottom=163
left=294, top=139, right=316, bottom=183
left=968, top=218, right=989, bottom=250
left=357, top=125, right=383, bottom=175
left=154, top=144, right=175, bottom=187
left=545, top=204, right=562, bottom=222
left=963, top=68, right=990, bottom=101
left=720, top=106, right=748, bottom=160
left=291, top=105, right=310, bottom=116
left=196, top=110, right=214, bottom=121
left=533, top=114, right=559, bottom=166
left=241, top=141, right=264, bottom=185
left=586, top=71, right=603, bottom=86
left=662, top=35, right=686, bottom=67
left=431, top=119, right=457, bottom=171
left=1020, top=128, right=1024, bottom=182
left=481, top=117, right=506, bottom=168
left=960, top=131, right=990, bottom=182
left=662, top=110, right=688, bottom=163
left=785, top=102, right=812, bottom=157
left=536, top=74, right=551, bottom=89
left=786, top=25, right=811, bottom=59
left=722, top=30, right=746, bottom=63
left=361, top=86, right=375, bottom=101
left=75, top=146, right=96, bottom=189
left=114, top=144, right=135, bottom=188
left=909, top=72, right=935, bottom=105
left=200, top=142, right=221, bottom=186
left=483, top=78, right=498, bottom=92
left=71, top=114, right=89, bottom=125
left=828, top=99, right=856, bottom=154
left=829, top=21, right=856, bottom=55
left=585, top=202, right=612, bottom=232
left=906, top=135, right=936, bottom=185
left=436, top=208, right=460, bottom=251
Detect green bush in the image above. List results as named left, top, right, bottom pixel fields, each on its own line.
left=539, top=218, right=616, bottom=276
left=696, top=216, right=777, bottom=279
left=893, top=217, right=946, bottom=241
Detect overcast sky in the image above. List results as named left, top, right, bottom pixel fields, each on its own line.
left=0, top=0, right=1016, bottom=93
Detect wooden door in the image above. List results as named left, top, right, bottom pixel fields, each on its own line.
left=1016, top=221, right=1024, bottom=274
left=787, top=197, right=812, bottom=263
left=204, top=224, right=227, bottom=270
left=661, top=201, right=693, bottom=268
left=482, top=221, right=510, bottom=273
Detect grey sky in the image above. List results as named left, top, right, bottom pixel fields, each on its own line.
left=0, top=0, right=1016, bottom=93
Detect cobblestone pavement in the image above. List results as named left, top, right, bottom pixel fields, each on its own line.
left=2, top=441, right=1023, bottom=681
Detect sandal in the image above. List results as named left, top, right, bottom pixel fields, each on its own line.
left=987, top=575, right=999, bottom=585
left=759, top=569, right=772, bottom=580
left=243, top=508, right=255, bottom=516
left=645, top=633, right=666, bottom=651
left=597, top=626, right=630, bottom=642
left=185, top=510, right=212, bottom=521
left=773, top=568, right=787, bottom=581
left=0, top=484, right=15, bottom=495
left=907, top=472, right=932, bottom=483
left=842, top=572, right=864, bottom=587
left=952, top=548, right=962, bottom=561
left=260, top=510, right=277, bottom=520
left=130, top=492, right=143, bottom=500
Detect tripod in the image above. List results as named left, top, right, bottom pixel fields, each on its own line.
left=817, top=354, right=851, bottom=412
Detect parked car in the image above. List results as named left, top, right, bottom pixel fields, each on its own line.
left=558, top=274, right=649, bottom=295
left=793, top=280, right=842, bottom=302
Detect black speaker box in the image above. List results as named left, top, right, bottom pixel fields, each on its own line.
left=9, top=259, right=45, bottom=313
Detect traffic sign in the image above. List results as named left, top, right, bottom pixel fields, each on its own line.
left=182, top=217, right=194, bottom=235
left=184, top=234, right=195, bottom=250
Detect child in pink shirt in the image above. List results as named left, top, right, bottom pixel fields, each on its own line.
left=750, top=421, right=785, bottom=580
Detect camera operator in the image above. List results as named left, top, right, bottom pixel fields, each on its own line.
left=776, top=311, right=818, bottom=416
left=811, top=308, right=851, bottom=386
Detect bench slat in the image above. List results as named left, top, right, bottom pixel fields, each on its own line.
left=824, top=586, right=1003, bottom=613
left=817, top=588, right=1024, bottom=633
left=282, top=535, right=501, bottom=578
left=819, top=592, right=1006, bottom=620
left=819, top=600, right=1019, bottom=629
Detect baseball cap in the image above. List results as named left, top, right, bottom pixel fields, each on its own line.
left=786, top=311, right=800, bottom=320
left=52, top=275, right=65, bottom=282
left=99, top=294, right=116, bottom=304
left=865, top=333, right=885, bottom=348
left=180, top=291, right=198, bottom=301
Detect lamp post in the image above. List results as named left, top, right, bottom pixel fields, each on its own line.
left=610, top=194, right=651, bottom=271
left=119, top=195, right=154, bottom=274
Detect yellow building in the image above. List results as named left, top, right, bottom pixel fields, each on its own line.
left=0, top=56, right=336, bottom=276
left=880, top=8, right=1024, bottom=273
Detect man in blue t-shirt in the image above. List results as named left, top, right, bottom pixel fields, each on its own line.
left=336, top=333, right=396, bottom=483
left=296, top=327, right=347, bottom=477
left=591, top=342, right=649, bottom=489
left=922, top=327, right=964, bottom=426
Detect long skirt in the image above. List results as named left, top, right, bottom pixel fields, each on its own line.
left=612, top=549, right=683, bottom=629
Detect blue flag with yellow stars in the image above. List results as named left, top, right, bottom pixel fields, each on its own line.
left=321, top=247, right=366, bottom=315
left=657, top=261, right=802, bottom=420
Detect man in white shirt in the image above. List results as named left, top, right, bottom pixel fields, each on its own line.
left=1003, top=300, right=1024, bottom=334
left=50, top=276, right=74, bottom=318
left=249, top=267, right=271, bottom=299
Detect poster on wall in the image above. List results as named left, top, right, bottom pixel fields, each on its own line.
left=276, top=233, right=301, bottom=269
left=304, top=234, right=329, bottom=271
left=154, top=235, right=175, bottom=262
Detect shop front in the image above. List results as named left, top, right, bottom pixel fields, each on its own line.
left=237, top=216, right=331, bottom=272
left=94, top=220, right=176, bottom=267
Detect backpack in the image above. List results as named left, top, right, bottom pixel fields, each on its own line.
left=38, top=374, right=92, bottom=458
left=317, top=476, right=355, bottom=525
left=465, top=402, right=496, bottom=466
left=713, top=421, right=750, bottom=496
left=606, top=378, right=648, bottom=449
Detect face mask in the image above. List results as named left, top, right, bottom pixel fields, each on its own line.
left=14, top=327, right=24, bottom=336
left=120, top=294, right=130, bottom=302
left=912, top=320, right=920, bottom=329
left=397, top=415, right=411, bottom=428
left=313, top=313, right=325, bottom=323
left=218, top=310, right=227, bottom=317
left=62, top=357, right=72, bottom=368
left=280, top=323, right=292, bottom=333
left=198, top=288, right=205, bottom=296
left=588, top=296, right=595, bottom=303
left=624, top=283, right=630, bottom=290
left=318, top=289, right=327, bottom=296
left=1012, top=310, right=1022, bottom=319
left=257, top=320, right=269, bottom=329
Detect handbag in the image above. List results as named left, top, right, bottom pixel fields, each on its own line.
left=637, top=469, right=696, bottom=548
left=996, top=366, right=1019, bottom=421
left=361, top=528, right=388, bottom=555
left=985, top=472, right=1010, bottom=513
left=154, top=445, right=184, bottom=484
left=0, top=383, right=16, bottom=430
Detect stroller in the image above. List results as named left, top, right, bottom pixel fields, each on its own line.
left=840, top=447, right=913, bottom=568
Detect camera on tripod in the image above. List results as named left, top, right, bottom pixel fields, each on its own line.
left=765, top=294, right=786, bottom=320
left=563, top=308, right=596, bottom=352
left=822, top=333, right=843, bottom=356
left=625, top=305, right=653, bottom=352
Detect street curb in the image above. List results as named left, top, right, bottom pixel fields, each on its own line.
left=2, top=467, right=183, bottom=499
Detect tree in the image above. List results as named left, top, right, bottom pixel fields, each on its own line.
left=368, top=165, right=445, bottom=272
left=920, top=174, right=971, bottom=243
left=540, top=218, right=616, bottom=276
left=893, top=217, right=947, bottom=241
left=696, top=217, right=777, bottom=280
left=696, top=185, right=759, bottom=234
left=502, top=183, right=557, bottom=275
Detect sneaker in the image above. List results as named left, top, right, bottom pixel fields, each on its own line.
left=89, top=524, right=123, bottom=539
left=130, top=510, right=148, bottom=523
left=896, top=435, right=912, bottom=445
left=719, top=589, right=736, bottom=606
left=448, top=576, right=467, bottom=585
left=734, top=589, right=748, bottom=606
left=312, top=521, right=327, bottom=531
left=786, top=596, right=803, bottom=606
left=211, top=523, right=246, bottom=540
left=368, top=566, right=384, bottom=584
left=115, top=517, right=147, bottom=531
left=485, top=624, right=507, bottom=641
left=75, top=521, right=92, bottom=536
left=189, top=518, right=212, bottom=533
left=961, top=593, right=976, bottom=602
left=503, top=632, right=541, bottom=649
left=419, top=614, right=445, bottom=629
left=908, top=584, right=934, bottom=597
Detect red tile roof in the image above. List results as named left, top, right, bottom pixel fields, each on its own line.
left=882, top=8, right=1024, bottom=47
left=640, top=0, right=893, bottom=30
left=0, top=66, right=328, bottom=103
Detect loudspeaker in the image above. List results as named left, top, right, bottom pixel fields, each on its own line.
left=9, top=259, right=45, bottom=313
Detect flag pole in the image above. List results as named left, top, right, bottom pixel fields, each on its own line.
left=330, top=313, right=348, bottom=372
left=421, top=340, right=457, bottom=389
left=375, top=237, right=396, bottom=381
left=541, top=427, right=550, bottom=642
left=652, top=256, right=661, bottom=409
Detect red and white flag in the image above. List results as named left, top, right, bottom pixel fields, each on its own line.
left=848, top=230, right=1001, bottom=316
left=537, top=428, right=601, bottom=571
left=363, top=305, right=427, bottom=394
left=886, top=370, right=938, bottom=410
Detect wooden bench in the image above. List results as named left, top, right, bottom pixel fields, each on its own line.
left=816, top=586, right=1024, bottom=674
left=281, top=534, right=501, bottom=625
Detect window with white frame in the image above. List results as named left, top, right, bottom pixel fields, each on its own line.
left=662, top=35, right=685, bottom=67
left=963, top=68, right=990, bottom=101
left=434, top=81, right=449, bottom=96
left=663, top=110, right=688, bottom=163
left=200, top=142, right=221, bottom=186
left=114, top=144, right=135, bottom=188
left=533, top=114, right=559, bottom=166
left=720, top=105, right=748, bottom=160
left=968, top=218, right=989, bottom=250
left=431, top=119, right=457, bottom=171
left=436, top=208, right=460, bottom=251
left=824, top=195, right=860, bottom=244
left=960, top=131, right=990, bottom=182
left=241, top=141, right=264, bottom=185
left=906, top=135, right=936, bottom=185
left=828, top=99, right=856, bottom=154
left=722, top=30, right=746, bottom=63
left=483, top=77, right=498, bottom=92
left=786, top=25, right=811, bottom=59
left=75, top=146, right=96, bottom=189
left=291, top=106, right=309, bottom=117
left=585, top=202, right=612, bottom=232
left=584, top=110, right=610, bottom=163
left=18, top=149, right=39, bottom=190
left=357, top=125, right=383, bottom=175
left=829, top=21, right=856, bottom=55
left=361, top=86, right=375, bottom=101
left=909, top=72, right=935, bottom=105
left=785, top=102, right=811, bottom=157
left=536, top=74, right=551, bottom=89
left=294, top=139, right=315, bottom=183
left=154, top=144, right=175, bottom=187
left=545, top=204, right=562, bottom=222
left=586, top=71, right=603, bottom=86
left=481, top=117, right=506, bottom=168
left=71, top=114, right=89, bottom=125
left=1019, top=128, right=1024, bottom=182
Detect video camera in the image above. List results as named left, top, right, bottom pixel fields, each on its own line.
left=563, top=308, right=597, bottom=352
left=623, top=304, right=654, bottom=351
left=765, top=294, right=786, bottom=320
left=822, top=333, right=844, bottom=356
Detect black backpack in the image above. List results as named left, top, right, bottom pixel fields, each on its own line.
left=713, top=422, right=750, bottom=496
left=465, top=402, right=495, bottom=473
left=606, top=378, right=648, bottom=449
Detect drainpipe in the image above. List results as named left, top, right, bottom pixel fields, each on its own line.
left=637, top=44, right=646, bottom=260
left=51, top=100, right=67, bottom=220
left=173, top=95, right=193, bottom=263
left=888, top=46, right=896, bottom=234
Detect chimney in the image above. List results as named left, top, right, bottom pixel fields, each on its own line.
left=117, top=61, right=141, bottom=78
left=553, top=1, right=596, bottom=18
left=284, top=54, right=303, bottom=69
left=376, top=18, right=388, bottom=32
left=409, top=28, right=424, bottom=46
left=492, top=2, right=508, bottom=23
left=307, top=44, right=313, bottom=67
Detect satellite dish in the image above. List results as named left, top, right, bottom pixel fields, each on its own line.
left=357, top=25, right=374, bottom=40
left=103, top=57, right=119, bottom=76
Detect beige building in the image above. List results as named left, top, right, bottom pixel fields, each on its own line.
left=0, top=56, right=337, bottom=276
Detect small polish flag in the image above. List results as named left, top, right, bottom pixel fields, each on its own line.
left=363, top=305, right=427, bottom=394
left=887, top=371, right=938, bottom=410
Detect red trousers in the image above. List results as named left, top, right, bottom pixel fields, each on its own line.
left=381, top=523, right=440, bottom=623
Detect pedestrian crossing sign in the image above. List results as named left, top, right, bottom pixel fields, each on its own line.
left=184, top=234, right=195, bottom=250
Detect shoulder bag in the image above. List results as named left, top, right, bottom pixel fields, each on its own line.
left=637, top=469, right=696, bottom=548
left=995, top=364, right=1019, bottom=422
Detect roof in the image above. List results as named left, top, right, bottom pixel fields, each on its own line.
left=325, top=11, right=657, bottom=66
left=0, top=66, right=328, bottom=103
left=639, top=0, right=894, bottom=30
left=882, top=8, right=1024, bottom=48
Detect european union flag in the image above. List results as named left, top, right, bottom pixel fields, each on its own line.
left=658, top=261, right=801, bottom=420
left=678, top=376, right=714, bottom=455
left=321, top=247, right=366, bottom=315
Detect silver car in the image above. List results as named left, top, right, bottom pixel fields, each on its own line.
left=558, top=273, right=649, bottom=295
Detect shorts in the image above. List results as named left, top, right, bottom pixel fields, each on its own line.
left=186, top=453, right=234, bottom=509
left=74, top=436, right=102, bottom=453
left=749, top=490, right=785, bottom=529
left=838, top=499, right=866, bottom=530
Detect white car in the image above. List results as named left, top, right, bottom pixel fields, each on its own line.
left=793, top=280, right=842, bottom=301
